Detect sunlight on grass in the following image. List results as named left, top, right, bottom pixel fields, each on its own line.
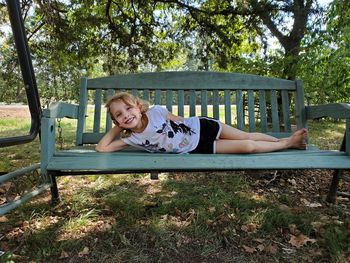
left=62, top=209, right=98, bottom=233
left=1, top=109, right=349, bottom=262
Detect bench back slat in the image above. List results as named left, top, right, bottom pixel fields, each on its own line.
left=259, top=90, right=268, bottom=133
left=177, top=90, right=185, bottom=116
left=93, top=89, right=102, bottom=133
left=213, top=90, right=220, bottom=120
left=201, top=90, right=208, bottom=117
left=236, top=90, right=245, bottom=130
left=281, top=90, right=291, bottom=132
left=248, top=90, right=256, bottom=132
left=189, top=90, right=196, bottom=116
left=224, top=90, right=231, bottom=125
left=270, top=90, right=280, bottom=132
left=76, top=72, right=304, bottom=145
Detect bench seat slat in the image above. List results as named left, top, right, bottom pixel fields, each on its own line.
left=48, top=150, right=350, bottom=171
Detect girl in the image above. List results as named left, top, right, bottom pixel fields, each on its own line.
left=96, top=92, right=307, bottom=154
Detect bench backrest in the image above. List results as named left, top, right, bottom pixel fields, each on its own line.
left=76, top=71, right=306, bottom=145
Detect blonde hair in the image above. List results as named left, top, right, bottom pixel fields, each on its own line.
left=106, top=92, right=149, bottom=137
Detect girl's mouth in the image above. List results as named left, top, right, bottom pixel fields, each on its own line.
left=125, top=116, right=135, bottom=124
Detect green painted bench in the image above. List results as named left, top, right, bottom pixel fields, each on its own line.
left=40, top=71, right=350, bottom=203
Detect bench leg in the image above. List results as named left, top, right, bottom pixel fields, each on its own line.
left=150, top=172, right=159, bottom=180
left=50, top=172, right=61, bottom=205
left=326, top=169, right=342, bottom=203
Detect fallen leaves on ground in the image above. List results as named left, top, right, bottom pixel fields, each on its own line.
left=289, top=234, right=317, bottom=248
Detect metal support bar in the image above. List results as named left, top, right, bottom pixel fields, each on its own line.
left=1, top=0, right=42, bottom=147
left=0, top=163, right=40, bottom=184
left=0, top=183, right=51, bottom=215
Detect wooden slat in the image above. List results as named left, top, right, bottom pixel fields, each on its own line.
left=87, top=72, right=296, bottom=90
left=295, top=80, right=307, bottom=129
left=178, top=90, right=185, bottom=117
left=236, top=90, right=244, bottom=130
left=189, top=90, right=196, bottom=116
left=143, top=89, right=150, bottom=101
left=248, top=90, right=256, bottom=132
left=270, top=90, right=280, bottom=132
left=166, top=90, right=173, bottom=112
left=76, top=78, right=88, bottom=145
left=48, top=150, right=350, bottom=170
left=259, top=90, right=268, bottom=132
left=201, top=90, right=208, bottom=117
left=155, top=89, right=161, bottom=105
left=93, top=89, right=102, bottom=133
left=281, top=90, right=291, bottom=132
left=213, top=90, right=219, bottom=120
left=106, top=89, right=115, bottom=131
left=346, top=119, right=350, bottom=155
left=224, top=90, right=231, bottom=125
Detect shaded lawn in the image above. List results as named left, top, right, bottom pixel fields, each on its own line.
left=0, top=118, right=350, bottom=262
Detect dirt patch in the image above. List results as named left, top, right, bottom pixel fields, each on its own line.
left=0, top=105, right=31, bottom=118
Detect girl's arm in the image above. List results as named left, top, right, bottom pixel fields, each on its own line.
left=167, top=112, right=184, bottom=122
left=95, top=125, right=128, bottom=152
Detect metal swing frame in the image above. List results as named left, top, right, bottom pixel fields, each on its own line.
left=0, top=0, right=41, bottom=147
left=0, top=0, right=49, bottom=215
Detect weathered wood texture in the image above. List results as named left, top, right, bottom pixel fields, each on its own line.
left=41, top=71, right=350, bottom=175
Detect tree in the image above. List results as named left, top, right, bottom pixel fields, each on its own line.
left=153, top=0, right=325, bottom=80
left=298, top=0, right=350, bottom=104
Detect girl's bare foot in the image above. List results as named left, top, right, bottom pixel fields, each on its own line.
left=287, top=129, right=308, bottom=149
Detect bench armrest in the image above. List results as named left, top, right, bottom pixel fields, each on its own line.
left=42, top=101, right=79, bottom=119
left=41, top=102, right=79, bottom=177
left=306, top=103, right=350, bottom=155
left=306, top=103, right=350, bottom=120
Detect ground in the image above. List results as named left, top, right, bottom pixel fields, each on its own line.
left=0, top=105, right=31, bottom=118
left=1, top=105, right=350, bottom=262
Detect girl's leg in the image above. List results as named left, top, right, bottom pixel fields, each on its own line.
left=216, top=129, right=307, bottom=154
left=219, top=123, right=279, bottom=142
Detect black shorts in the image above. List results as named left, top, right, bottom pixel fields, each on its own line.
left=189, top=117, right=222, bottom=154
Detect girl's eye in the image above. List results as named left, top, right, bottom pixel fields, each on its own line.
left=126, top=106, right=132, bottom=110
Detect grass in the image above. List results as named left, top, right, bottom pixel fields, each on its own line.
left=1, top=112, right=350, bottom=262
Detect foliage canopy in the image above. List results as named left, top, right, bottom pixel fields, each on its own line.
left=0, top=0, right=349, bottom=104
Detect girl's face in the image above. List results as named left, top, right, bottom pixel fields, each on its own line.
left=109, top=99, right=143, bottom=131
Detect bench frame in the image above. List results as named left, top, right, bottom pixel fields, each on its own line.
left=40, top=71, right=350, bottom=204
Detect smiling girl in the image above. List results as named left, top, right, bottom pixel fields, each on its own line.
left=95, top=92, right=307, bottom=154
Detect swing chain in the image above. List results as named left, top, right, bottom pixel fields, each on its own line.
left=57, top=118, right=64, bottom=150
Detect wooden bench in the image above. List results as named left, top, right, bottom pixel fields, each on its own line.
left=40, top=71, right=350, bottom=204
